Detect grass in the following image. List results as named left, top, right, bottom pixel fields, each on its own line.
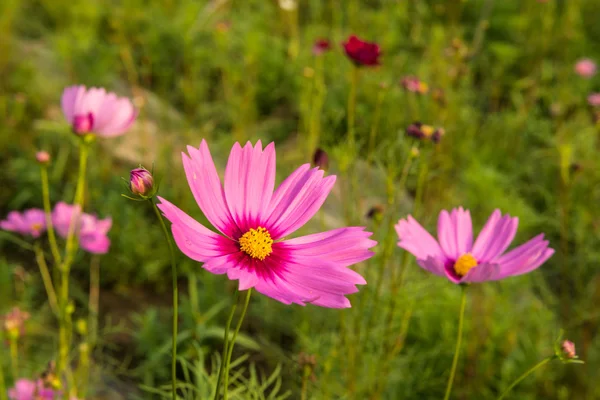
left=1, top=0, right=599, bottom=398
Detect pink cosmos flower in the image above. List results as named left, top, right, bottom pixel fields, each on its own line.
left=51, top=202, right=112, bottom=254
left=396, top=208, right=554, bottom=283
left=588, top=93, right=600, bottom=107
left=61, top=85, right=137, bottom=137
left=158, top=140, right=376, bottom=308
left=8, top=379, right=57, bottom=400
left=0, top=209, right=46, bottom=238
left=574, top=58, right=597, bottom=78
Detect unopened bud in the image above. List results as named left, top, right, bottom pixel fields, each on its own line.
left=36, top=151, right=51, bottom=165
left=432, top=128, right=446, bottom=143
left=366, top=204, right=384, bottom=220
left=312, top=148, right=329, bottom=170
left=561, top=340, right=576, bottom=359
left=130, top=167, right=155, bottom=197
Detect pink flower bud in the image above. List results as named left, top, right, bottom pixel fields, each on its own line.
left=36, top=151, right=50, bottom=165
left=575, top=59, right=597, bottom=78
left=561, top=340, right=576, bottom=359
left=312, top=148, right=329, bottom=170
left=130, top=167, right=154, bottom=197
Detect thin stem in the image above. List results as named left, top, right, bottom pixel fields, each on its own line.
left=41, top=165, right=62, bottom=266
left=88, top=255, right=100, bottom=348
left=223, top=288, right=252, bottom=400
left=347, top=66, right=359, bottom=146
left=213, top=290, right=239, bottom=400
left=496, top=356, right=555, bottom=400
left=0, top=345, right=7, bottom=400
left=9, top=337, right=18, bottom=379
left=34, top=243, right=59, bottom=315
left=367, top=88, right=386, bottom=162
left=0, top=231, right=35, bottom=251
left=150, top=199, right=179, bottom=399
left=444, top=285, right=468, bottom=400
left=300, top=365, right=310, bottom=400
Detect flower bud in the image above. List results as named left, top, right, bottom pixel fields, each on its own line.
left=130, top=167, right=155, bottom=197
left=431, top=128, right=446, bottom=143
left=312, top=148, right=329, bottom=170
left=312, top=39, right=331, bottom=56
left=36, top=151, right=50, bottom=165
left=561, top=340, right=576, bottom=359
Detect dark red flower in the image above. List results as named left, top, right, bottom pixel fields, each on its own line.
left=312, top=39, right=331, bottom=56
left=342, top=35, right=381, bottom=67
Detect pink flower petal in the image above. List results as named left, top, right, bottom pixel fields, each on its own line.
left=264, top=164, right=336, bottom=239
left=95, top=96, right=137, bottom=136
left=437, top=207, right=473, bottom=259
left=495, top=234, right=554, bottom=278
left=471, top=209, right=518, bottom=262
left=462, top=263, right=501, bottom=282
left=183, top=140, right=240, bottom=238
left=416, top=256, right=446, bottom=277
left=396, top=215, right=445, bottom=261
left=79, top=234, right=111, bottom=254
left=61, top=85, right=86, bottom=123
left=223, top=141, right=276, bottom=232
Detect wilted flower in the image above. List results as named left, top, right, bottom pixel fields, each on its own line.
left=400, top=76, right=429, bottom=94
left=0, top=209, right=46, bottom=238
left=36, top=151, right=50, bottom=165
left=431, top=127, right=445, bottom=143
left=396, top=208, right=555, bottom=283
left=8, top=379, right=58, bottom=400
left=575, top=59, right=597, bottom=78
left=561, top=340, right=576, bottom=359
left=2, top=307, right=30, bottom=338
left=366, top=204, right=384, bottom=220
left=312, top=39, right=331, bottom=56
left=51, top=202, right=112, bottom=254
left=158, top=140, right=376, bottom=308
left=312, top=148, right=329, bottom=170
left=587, top=93, right=600, bottom=107
left=129, top=167, right=155, bottom=197
left=342, top=35, right=381, bottom=67
left=61, top=85, right=137, bottom=137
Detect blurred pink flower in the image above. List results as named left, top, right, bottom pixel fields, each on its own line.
left=396, top=208, right=554, bottom=284
left=51, top=202, right=112, bottom=254
left=158, top=140, right=376, bottom=308
left=561, top=340, right=576, bottom=359
left=400, top=76, right=429, bottom=94
left=61, top=85, right=137, bottom=137
left=0, top=209, right=46, bottom=238
left=575, top=59, right=597, bottom=78
left=36, top=151, right=50, bottom=164
left=8, top=379, right=57, bottom=400
left=2, top=307, right=30, bottom=337
left=312, top=39, right=331, bottom=56
left=588, top=93, right=600, bottom=107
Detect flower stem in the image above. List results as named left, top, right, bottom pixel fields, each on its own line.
left=34, top=242, right=59, bottom=316
left=367, top=87, right=386, bottom=162
left=88, top=255, right=100, bottom=348
left=300, top=364, right=310, bottom=400
left=223, top=288, right=252, bottom=400
left=0, top=231, right=35, bottom=252
left=40, top=165, right=62, bottom=266
left=0, top=332, right=7, bottom=400
left=9, top=336, right=18, bottom=379
left=496, top=356, right=555, bottom=400
left=213, top=290, right=239, bottom=400
left=443, top=285, right=468, bottom=400
left=347, top=66, right=359, bottom=146
left=149, top=199, right=179, bottom=399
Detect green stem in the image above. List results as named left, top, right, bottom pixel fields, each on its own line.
left=34, top=243, right=59, bottom=316
left=150, top=199, right=179, bottom=399
left=88, top=255, right=100, bottom=348
left=0, top=231, right=35, bottom=251
left=213, top=290, right=239, bottom=400
left=444, top=285, right=468, bottom=400
left=300, top=365, right=310, bottom=400
left=0, top=332, right=7, bottom=400
left=347, top=66, right=359, bottom=146
left=41, top=165, right=62, bottom=266
left=367, top=88, right=386, bottom=162
left=496, top=356, right=555, bottom=400
left=223, top=288, right=252, bottom=400
left=9, top=337, right=18, bottom=379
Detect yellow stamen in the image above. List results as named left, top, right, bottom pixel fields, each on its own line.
left=239, top=227, right=273, bottom=261
left=31, top=223, right=42, bottom=232
left=421, top=125, right=434, bottom=138
left=453, top=253, right=478, bottom=277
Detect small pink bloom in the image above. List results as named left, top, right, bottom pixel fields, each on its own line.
left=396, top=208, right=554, bottom=284
left=312, top=39, right=331, bottom=56
left=158, top=140, right=376, bottom=308
left=588, top=93, right=600, bottom=107
left=561, top=340, right=576, bottom=359
left=51, top=202, right=111, bottom=254
left=36, top=151, right=50, bottom=164
left=575, top=58, right=597, bottom=78
left=342, top=35, right=381, bottom=67
left=61, top=85, right=137, bottom=137
left=0, top=209, right=46, bottom=238
left=400, top=76, right=428, bottom=94
left=8, top=379, right=57, bottom=400
left=2, top=307, right=30, bottom=337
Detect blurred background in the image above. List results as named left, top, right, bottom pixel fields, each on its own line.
left=1, top=0, right=600, bottom=398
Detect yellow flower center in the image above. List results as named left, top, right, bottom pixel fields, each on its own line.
left=31, top=223, right=42, bottom=232
left=239, top=227, right=273, bottom=261
left=453, top=253, right=478, bottom=277
left=421, top=125, right=435, bottom=138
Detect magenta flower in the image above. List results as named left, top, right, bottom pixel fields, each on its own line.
left=342, top=35, right=381, bottom=67
left=575, top=58, right=597, bottom=78
left=312, top=39, right=331, bottom=56
left=51, top=202, right=112, bottom=254
left=396, top=208, right=554, bottom=283
left=8, top=379, right=57, bottom=400
left=129, top=167, right=155, bottom=197
left=61, top=85, right=137, bottom=137
left=0, top=209, right=46, bottom=238
left=158, top=140, right=376, bottom=308
left=588, top=93, right=600, bottom=107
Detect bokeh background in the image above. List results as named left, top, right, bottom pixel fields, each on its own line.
left=1, top=0, right=600, bottom=399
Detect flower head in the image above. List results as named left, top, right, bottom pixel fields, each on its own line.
left=51, top=202, right=111, bottom=254
left=8, top=379, right=57, bottom=400
left=312, top=39, right=331, bottom=56
left=400, top=76, right=429, bottom=94
left=1, top=209, right=46, bottom=238
left=36, top=151, right=50, bottom=165
left=588, top=93, right=600, bottom=107
left=129, top=167, right=155, bottom=197
left=158, top=140, right=376, bottom=308
left=61, top=85, right=137, bottom=137
left=396, top=208, right=554, bottom=284
left=575, top=58, right=597, bottom=78
left=2, top=307, right=30, bottom=338
left=342, top=35, right=381, bottom=67
left=561, top=340, right=576, bottom=359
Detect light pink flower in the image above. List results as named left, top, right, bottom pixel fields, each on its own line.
left=61, top=85, right=137, bottom=137
left=8, top=379, right=57, bottom=400
left=36, top=151, right=50, bottom=164
left=588, top=93, right=600, bottom=107
left=575, top=58, right=597, bottom=78
left=396, top=208, right=554, bottom=283
left=158, top=140, right=376, bottom=308
left=0, top=209, right=46, bottom=238
left=51, top=202, right=112, bottom=254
